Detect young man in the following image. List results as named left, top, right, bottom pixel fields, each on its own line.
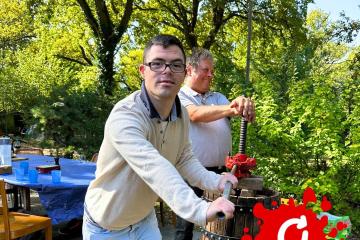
left=176, top=48, right=255, bottom=240
left=82, top=35, right=238, bottom=240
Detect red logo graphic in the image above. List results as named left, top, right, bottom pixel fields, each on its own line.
left=249, top=187, right=349, bottom=240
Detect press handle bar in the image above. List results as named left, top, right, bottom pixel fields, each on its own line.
left=216, top=165, right=237, bottom=219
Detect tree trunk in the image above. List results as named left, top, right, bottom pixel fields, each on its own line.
left=98, top=42, right=116, bottom=95
left=76, top=0, right=134, bottom=96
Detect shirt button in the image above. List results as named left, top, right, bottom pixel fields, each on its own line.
left=157, top=120, right=161, bottom=124
left=160, top=130, right=163, bottom=134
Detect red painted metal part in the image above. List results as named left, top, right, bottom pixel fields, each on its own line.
left=225, top=153, right=256, bottom=178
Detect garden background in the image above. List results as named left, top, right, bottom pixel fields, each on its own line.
left=0, top=0, right=359, bottom=235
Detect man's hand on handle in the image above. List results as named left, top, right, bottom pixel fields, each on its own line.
left=206, top=197, right=235, bottom=222
left=217, top=172, right=238, bottom=192
left=229, top=96, right=256, bottom=122
left=205, top=172, right=238, bottom=222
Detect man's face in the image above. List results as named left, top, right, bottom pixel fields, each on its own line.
left=187, top=58, right=214, bottom=94
left=139, top=45, right=186, bottom=101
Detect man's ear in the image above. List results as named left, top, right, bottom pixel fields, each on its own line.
left=139, top=64, right=145, bottom=78
left=186, top=65, right=192, bottom=76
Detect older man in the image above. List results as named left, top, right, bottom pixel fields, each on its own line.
left=176, top=48, right=255, bottom=240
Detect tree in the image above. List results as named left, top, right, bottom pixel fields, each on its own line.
left=0, top=0, right=41, bottom=115
left=0, top=0, right=35, bottom=51
left=76, top=0, right=134, bottom=95
left=248, top=10, right=360, bottom=234
left=134, top=0, right=309, bottom=52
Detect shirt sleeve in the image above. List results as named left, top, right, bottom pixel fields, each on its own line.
left=178, top=88, right=198, bottom=107
left=176, top=140, right=221, bottom=192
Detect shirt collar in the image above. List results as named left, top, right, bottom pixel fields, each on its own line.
left=140, top=81, right=182, bottom=121
left=183, top=85, right=213, bottom=98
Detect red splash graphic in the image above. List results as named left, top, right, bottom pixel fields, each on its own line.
left=321, top=196, right=332, bottom=212
left=303, top=187, right=317, bottom=205
left=328, top=227, right=338, bottom=238
left=241, top=227, right=253, bottom=240
left=253, top=187, right=333, bottom=240
left=336, top=221, right=347, bottom=231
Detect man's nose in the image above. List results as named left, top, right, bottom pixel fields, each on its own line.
left=162, top=64, right=172, bottom=73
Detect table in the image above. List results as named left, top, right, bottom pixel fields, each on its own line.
left=0, top=154, right=96, bottom=224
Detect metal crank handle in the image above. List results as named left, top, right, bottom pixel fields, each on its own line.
left=216, top=165, right=237, bottom=219
left=222, top=181, right=232, bottom=199
left=216, top=181, right=232, bottom=219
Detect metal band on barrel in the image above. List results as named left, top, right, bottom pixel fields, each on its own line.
left=200, top=227, right=239, bottom=240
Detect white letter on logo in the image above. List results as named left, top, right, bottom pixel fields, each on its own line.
left=277, top=215, right=309, bottom=240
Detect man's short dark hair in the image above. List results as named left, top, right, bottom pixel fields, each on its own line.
left=187, top=48, right=213, bottom=69
left=143, top=34, right=186, bottom=63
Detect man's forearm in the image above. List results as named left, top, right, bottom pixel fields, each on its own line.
left=186, top=105, right=234, bottom=122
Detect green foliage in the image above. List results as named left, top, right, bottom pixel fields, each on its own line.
left=0, top=0, right=35, bottom=49
left=30, top=86, right=116, bottom=158
left=210, top=7, right=360, bottom=235
left=117, top=48, right=143, bottom=91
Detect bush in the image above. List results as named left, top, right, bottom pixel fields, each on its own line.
left=30, top=86, right=119, bottom=158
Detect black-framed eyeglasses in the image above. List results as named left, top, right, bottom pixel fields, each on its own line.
left=144, top=62, right=186, bottom=73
